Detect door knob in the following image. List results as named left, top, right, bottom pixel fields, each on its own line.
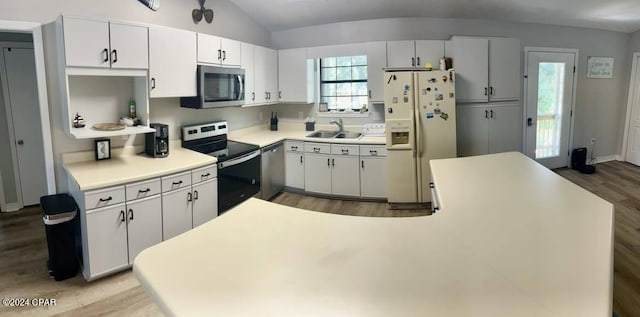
left=527, top=118, right=533, bottom=126
left=17, top=140, right=24, bottom=145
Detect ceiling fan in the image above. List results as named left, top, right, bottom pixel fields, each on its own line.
left=193, top=0, right=214, bottom=23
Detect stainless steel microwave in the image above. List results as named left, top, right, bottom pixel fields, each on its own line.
left=180, top=65, right=245, bottom=108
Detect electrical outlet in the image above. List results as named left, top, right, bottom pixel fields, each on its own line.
left=259, top=111, right=263, bottom=121
left=590, top=138, right=596, bottom=144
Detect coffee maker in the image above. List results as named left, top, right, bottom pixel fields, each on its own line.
left=145, top=123, right=169, bottom=158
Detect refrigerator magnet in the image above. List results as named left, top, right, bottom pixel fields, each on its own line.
left=435, top=94, right=444, bottom=101
left=392, top=97, right=398, bottom=103
left=426, top=113, right=434, bottom=119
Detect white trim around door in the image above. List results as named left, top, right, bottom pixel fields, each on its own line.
left=622, top=52, right=640, bottom=164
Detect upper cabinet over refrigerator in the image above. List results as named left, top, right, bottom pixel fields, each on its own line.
left=452, top=37, right=521, bottom=103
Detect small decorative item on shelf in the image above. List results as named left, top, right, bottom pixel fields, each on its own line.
left=94, top=139, right=111, bottom=161
left=72, top=112, right=85, bottom=128
left=119, top=117, right=135, bottom=127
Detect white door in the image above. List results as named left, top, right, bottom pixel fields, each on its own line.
left=331, top=156, right=360, bottom=197
left=220, top=38, right=241, bottom=66
left=360, top=157, right=387, bottom=198
left=62, top=17, right=110, bottom=68
left=488, top=38, right=521, bottom=101
left=625, top=53, right=640, bottom=166
left=265, top=48, right=279, bottom=101
left=161, top=186, right=193, bottom=240
left=525, top=50, right=576, bottom=168
left=126, top=195, right=162, bottom=264
left=304, top=153, right=332, bottom=194
left=149, top=26, right=197, bottom=98
left=284, top=152, right=305, bottom=189
left=254, top=46, right=268, bottom=104
left=415, top=40, right=445, bottom=69
left=456, top=106, right=490, bottom=156
left=108, top=23, right=149, bottom=69
left=452, top=37, right=489, bottom=102
left=192, top=179, right=218, bottom=227
left=85, top=204, right=129, bottom=276
left=488, top=104, right=522, bottom=154
left=278, top=48, right=308, bottom=102
left=2, top=48, right=48, bottom=206
left=386, top=41, right=415, bottom=68
left=197, top=33, right=221, bottom=64
left=241, top=42, right=255, bottom=105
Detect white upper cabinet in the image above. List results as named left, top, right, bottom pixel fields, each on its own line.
left=364, top=42, right=387, bottom=102
left=62, top=17, right=148, bottom=69
left=149, top=26, right=197, bottom=98
left=197, top=33, right=241, bottom=66
left=278, top=48, right=313, bottom=103
left=254, top=45, right=278, bottom=104
left=387, top=40, right=445, bottom=69
left=241, top=42, right=256, bottom=105
left=452, top=36, right=521, bottom=103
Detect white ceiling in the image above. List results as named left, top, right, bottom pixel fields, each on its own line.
left=228, top=0, right=640, bottom=33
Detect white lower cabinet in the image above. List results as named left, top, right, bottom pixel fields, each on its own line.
left=126, top=195, right=162, bottom=263
left=457, top=103, right=522, bottom=156
left=331, top=156, right=360, bottom=196
left=192, top=178, right=218, bottom=227
left=285, top=141, right=305, bottom=189
left=85, top=203, right=129, bottom=278
left=161, top=186, right=193, bottom=240
left=72, top=164, right=217, bottom=281
left=304, top=153, right=332, bottom=194
left=360, top=146, right=387, bottom=199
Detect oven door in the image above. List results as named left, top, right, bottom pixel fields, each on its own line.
left=218, top=150, right=261, bottom=213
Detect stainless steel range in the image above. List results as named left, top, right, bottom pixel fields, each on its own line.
left=182, top=121, right=260, bottom=213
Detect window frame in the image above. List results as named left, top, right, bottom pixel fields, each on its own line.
left=318, top=55, right=369, bottom=113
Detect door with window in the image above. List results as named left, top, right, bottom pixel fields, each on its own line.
left=524, top=49, right=576, bottom=169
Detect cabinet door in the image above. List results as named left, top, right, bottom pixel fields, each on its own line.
left=386, top=41, right=415, bottom=68
left=456, top=106, right=489, bottom=156
left=364, top=41, right=387, bottom=102
left=304, top=153, right=332, bottom=194
left=360, top=157, right=387, bottom=198
left=221, top=37, right=241, bottom=66
left=192, top=179, right=218, bottom=227
left=452, top=37, right=489, bottom=102
left=108, top=23, right=148, bottom=69
left=278, top=48, right=310, bottom=103
left=197, top=33, right=221, bottom=64
left=254, top=46, right=268, bottom=104
left=488, top=104, right=522, bottom=154
left=85, top=204, right=129, bottom=276
left=126, top=195, right=162, bottom=264
left=63, top=17, right=110, bottom=68
left=161, top=186, right=193, bottom=240
left=149, top=26, right=197, bottom=98
left=415, top=40, right=445, bottom=69
left=241, top=42, right=256, bottom=105
left=266, top=48, right=279, bottom=102
left=488, top=38, right=521, bottom=101
left=285, top=152, right=305, bottom=189
left=331, top=156, right=360, bottom=197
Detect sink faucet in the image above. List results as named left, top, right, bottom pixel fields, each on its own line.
left=330, top=118, right=344, bottom=132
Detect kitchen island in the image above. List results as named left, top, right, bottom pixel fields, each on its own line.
left=134, top=152, right=613, bottom=316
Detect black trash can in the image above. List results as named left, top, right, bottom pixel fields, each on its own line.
left=40, top=194, right=79, bottom=281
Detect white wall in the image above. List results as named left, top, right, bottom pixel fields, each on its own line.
left=632, top=30, right=640, bottom=52
left=272, top=17, right=632, bottom=158
left=0, top=0, right=270, bottom=46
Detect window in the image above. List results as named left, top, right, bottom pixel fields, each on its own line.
left=319, top=55, right=368, bottom=112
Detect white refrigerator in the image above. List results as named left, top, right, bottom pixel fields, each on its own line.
left=384, top=70, right=457, bottom=205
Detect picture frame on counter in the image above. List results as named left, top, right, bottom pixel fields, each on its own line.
left=95, top=139, right=111, bottom=161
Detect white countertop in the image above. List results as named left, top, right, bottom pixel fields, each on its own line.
left=64, top=145, right=217, bottom=191
left=229, top=122, right=386, bottom=147
left=133, top=152, right=614, bottom=316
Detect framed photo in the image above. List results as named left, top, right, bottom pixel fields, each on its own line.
left=95, top=139, right=111, bottom=161
left=587, top=57, right=614, bottom=79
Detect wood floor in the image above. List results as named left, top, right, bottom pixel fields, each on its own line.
left=0, top=160, right=637, bottom=316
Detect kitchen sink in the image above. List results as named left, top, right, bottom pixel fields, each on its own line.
left=307, top=130, right=339, bottom=138
left=306, top=130, right=362, bottom=139
left=334, top=131, right=363, bottom=139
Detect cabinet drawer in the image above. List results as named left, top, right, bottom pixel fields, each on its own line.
left=331, top=144, right=360, bottom=156
left=285, top=141, right=304, bottom=153
left=192, top=165, right=217, bottom=184
left=161, top=171, right=192, bottom=193
left=304, top=142, right=331, bottom=154
left=126, top=178, right=161, bottom=201
left=360, top=145, right=387, bottom=157
left=84, top=186, right=125, bottom=210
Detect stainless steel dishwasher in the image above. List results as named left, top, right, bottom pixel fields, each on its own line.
left=260, top=141, right=285, bottom=200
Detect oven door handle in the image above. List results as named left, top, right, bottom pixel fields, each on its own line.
left=218, top=150, right=260, bottom=169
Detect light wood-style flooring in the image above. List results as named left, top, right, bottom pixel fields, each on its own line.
left=0, top=160, right=637, bottom=316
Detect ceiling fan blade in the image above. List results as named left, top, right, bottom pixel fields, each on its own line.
left=192, top=9, right=203, bottom=22
left=204, top=9, right=214, bottom=23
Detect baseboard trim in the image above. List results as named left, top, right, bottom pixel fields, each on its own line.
left=3, top=203, right=20, bottom=212
left=594, top=155, right=621, bottom=163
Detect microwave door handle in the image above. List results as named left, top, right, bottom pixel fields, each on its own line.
left=237, top=75, right=244, bottom=101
